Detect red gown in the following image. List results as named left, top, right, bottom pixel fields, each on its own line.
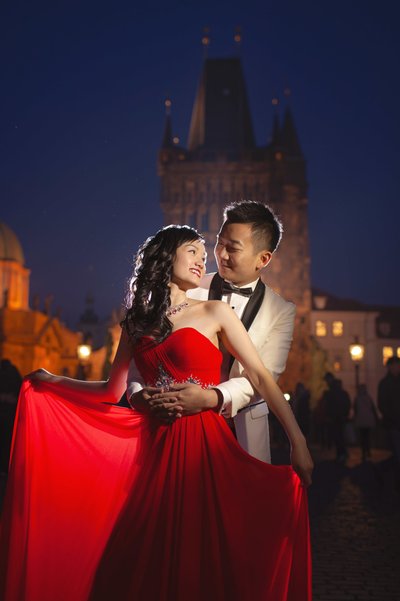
left=0, top=327, right=311, bottom=600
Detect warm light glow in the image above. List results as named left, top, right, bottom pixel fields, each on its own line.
left=173, top=136, right=180, bottom=144
left=332, top=321, right=343, bottom=337
left=333, top=360, right=341, bottom=372
left=271, top=97, right=279, bottom=106
left=77, top=344, right=92, bottom=360
left=315, top=320, right=327, bottom=337
left=397, top=347, right=400, bottom=358
left=202, top=36, right=210, bottom=46
left=275, top=151, right=283, bottom=161
left=284, top=393, right=291, bottom=401
left=383, top=346, right=394, bottom=365
left=349, top=344, right=364, bottom=362
left=165, top=98, right=171, bottom=108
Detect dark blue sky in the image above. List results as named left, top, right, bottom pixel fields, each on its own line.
left=1, top=0, right=399, bottom=326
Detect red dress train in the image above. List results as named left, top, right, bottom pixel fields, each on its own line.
left=0, top=327, right=311, bottom=600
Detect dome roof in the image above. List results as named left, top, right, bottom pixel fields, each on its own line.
left=0, top=222, right=25, bottom=264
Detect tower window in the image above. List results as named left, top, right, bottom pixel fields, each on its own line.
left=187, top=213, right=197, bottom=228
left=315, top=320, right=327, bottom=337
left=200, top=213, right=209, bottom=231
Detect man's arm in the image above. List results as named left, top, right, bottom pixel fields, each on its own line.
left=217, top=302, right=296, bottom=417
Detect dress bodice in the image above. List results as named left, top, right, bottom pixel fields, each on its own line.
left=131, top=327, right=222, bottom=390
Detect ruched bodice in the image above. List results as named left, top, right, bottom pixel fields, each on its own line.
left=131, top=327, right=222, bottom=389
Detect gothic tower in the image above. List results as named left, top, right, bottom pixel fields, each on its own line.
left=158, top=57, right=312, bottom=389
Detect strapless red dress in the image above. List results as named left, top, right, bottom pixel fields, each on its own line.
left=0, top=328, right=311, bottom=600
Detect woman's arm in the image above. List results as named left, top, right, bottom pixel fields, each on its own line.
left=27, top=329, right=133, bottom=404
left=212, top=301, right=313, bottom=486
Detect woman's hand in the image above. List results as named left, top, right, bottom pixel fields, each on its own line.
left=290, top=441, right=314, bottom=488
left=25, top=368, right=55, bottom=384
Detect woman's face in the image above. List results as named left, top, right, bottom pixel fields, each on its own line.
left=171, top=239, right=206, bottom=289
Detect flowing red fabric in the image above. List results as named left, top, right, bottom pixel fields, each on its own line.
left=0, top=327, right=311, bottom=600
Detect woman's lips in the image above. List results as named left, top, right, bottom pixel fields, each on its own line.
left=189, top=268, right=201, bottom=278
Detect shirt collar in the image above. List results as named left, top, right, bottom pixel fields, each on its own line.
left=224, top=278, right=259, bottom=292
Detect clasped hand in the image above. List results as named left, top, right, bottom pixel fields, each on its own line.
left=130, top=383, right=217, bottom=424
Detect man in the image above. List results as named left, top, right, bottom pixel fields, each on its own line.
left=378, top=356, right=400, bottom=486
left=128, top=201, right=295, bottom=462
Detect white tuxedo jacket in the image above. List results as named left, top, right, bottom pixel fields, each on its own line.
left=188, top=273, right=295, bottom=462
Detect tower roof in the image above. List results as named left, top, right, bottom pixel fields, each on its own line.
left=281, top=107, right=303, bottom=156
left=188, top=58, right=255, bottom=152
left=0, top=222, right=25, bottom=264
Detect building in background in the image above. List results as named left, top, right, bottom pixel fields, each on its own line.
left=311, top=289, right=400, bottom=402
left=0, top=222, right=81, bottom=377
left=158, top=56, right=311, bottom=392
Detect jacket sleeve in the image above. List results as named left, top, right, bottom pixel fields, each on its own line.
left=126, top=359, right=145, bottom=400
left=216, top=301, right=296, bottom=418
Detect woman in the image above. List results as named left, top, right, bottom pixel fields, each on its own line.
left=0, top=225, right=313, bottom=601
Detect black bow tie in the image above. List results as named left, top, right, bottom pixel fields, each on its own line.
left=221, top=281, right=254, bottom=297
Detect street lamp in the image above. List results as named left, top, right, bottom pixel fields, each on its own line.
left=349, top=339, right=365, bottom=389
left=77, top=344, right=92, bottom=361
left=77, top=343, right=92, bottom=380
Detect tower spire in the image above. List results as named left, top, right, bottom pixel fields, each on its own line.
left=234, top=26, right=242, bottom=56
left=270, top=95, right=280, bottom=147
left=281, top=89, right=303, bottom=156
left=202, top=27, right=211, bottom=59
left=161, top=98, right=173, bottom=148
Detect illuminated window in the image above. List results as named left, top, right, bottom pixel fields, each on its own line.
left=315, top=320, right=327, bottom=337
left=333, top=360, right=341, bottom=372
left=397, top=348, right=400, bottom=358
left=382, top=346, right=394, bottom=365
left=332, top=321, right=344, bottom=337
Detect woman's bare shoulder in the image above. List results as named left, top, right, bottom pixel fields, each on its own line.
left=203, top=300, right=235, bottom=317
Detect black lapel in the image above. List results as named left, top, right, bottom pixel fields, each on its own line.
left=240, top=278, right=265, bottom=331
left=228, top=278, right=265, bottom=371
left=208, top=273, right=224, bottom=300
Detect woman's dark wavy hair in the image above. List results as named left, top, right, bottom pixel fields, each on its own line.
left=121, top=225, right=204, bottom=343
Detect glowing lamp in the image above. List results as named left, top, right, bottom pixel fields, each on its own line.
left=77, top=344, right=92, bottom=360
left=349, top=344, right=364, bottom=362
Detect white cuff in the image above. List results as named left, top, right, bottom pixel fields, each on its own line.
left=126, top=381, right=144, bottom=401
left=215, top=384, right=233, bottom=418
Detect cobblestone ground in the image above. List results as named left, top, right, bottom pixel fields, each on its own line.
left=1, top=446, right=400, bottom=600
left=308, top=446, right=400, bottom=601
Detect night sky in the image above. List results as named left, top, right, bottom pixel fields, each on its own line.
left=1, top=0, right=399, bottom=327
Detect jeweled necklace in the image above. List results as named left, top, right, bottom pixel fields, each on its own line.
left=166, top=300, right=190, bottom=317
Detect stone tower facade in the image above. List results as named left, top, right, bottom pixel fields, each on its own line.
left=158, top=57, right=312, bottom=389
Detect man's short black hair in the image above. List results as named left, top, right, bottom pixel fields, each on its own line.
left=223, top=200, right=283, bottom=253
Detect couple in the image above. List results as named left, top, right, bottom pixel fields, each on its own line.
left=0, top=201, right=313, bottom=600
left=128, top=200, right=296, bottom=464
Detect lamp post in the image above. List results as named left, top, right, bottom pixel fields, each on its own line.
left=77, top=343, right=92, bottom=380
left=349, top=339, right=365, bottom=390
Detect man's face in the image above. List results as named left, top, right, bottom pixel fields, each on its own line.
left=214, top=222, right=272, bottom=286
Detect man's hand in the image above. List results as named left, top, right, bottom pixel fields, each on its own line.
left=129, top=387, right=163, bottom=414
left=149, top=383, right=222, bottom=423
